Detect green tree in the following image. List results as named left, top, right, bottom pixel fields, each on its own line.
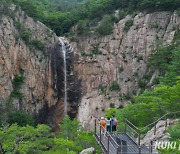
left=0, top=124, right=54, bottom=153
left=117, top=78, right=180, bottom=128
left=96, top=15, right=114, bottom=35
left=160, top=45, right=180, bottom=85
left=8, top=110, right=35, bottom=126
left=119, top=10, right=126, bottom=20
left=58, top=116, right=101, bottom=153
left=59, top=116, right=79, bottom=140
left=105, top=108, right=116, bottom=118
left=77, top=20, right=90, bottom=34
left=124, top=19, right=133, bottom=32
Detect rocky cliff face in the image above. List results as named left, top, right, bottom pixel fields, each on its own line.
left=0, top=4, right=60, bottom=127
left=0, top=4, right=179, bottom=131
left=0, top=4, right=82, bottom=130
left=70, top=11, right=180, bottom=129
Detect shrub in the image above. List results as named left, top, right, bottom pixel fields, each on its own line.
left=11, top=75, right=24, bottom=99
left=98, top=85, right=106, bottom=93
left=119, top=10, right=126, bottom=20
left=143, top=71, right=153, bottom=80
left=105, top=108, right=116, bottom=118
left=91, top=45, right=102, bottom=55
left=158, top=122, right=180, bottom=153
left=147, top=44, right=176, bottom=74
left=30, top=39, right=46, bottom=51
left=110, top=103, right=115, bottom=108
left=14, top=21, right=22, bottom=30
left=168, top=122, right=180, bottom=141
left=81, top=51, right=87, bottom=57
left=109, top=81, right=120, bottom=91
left=0, top=124, right=54, bottom=153
left=12, top=75, right=24, bottom=87
left=20, top=30, right=32, bottom=44
left=96, top=15, right=113, bottom=35
left=138, top=80, right=146, bottom=89
left=123, top=92, right=131, bottom=100
left=118, top=104, right=123, bottom=109
left=118, top=66, right=124, bottom=73
left=137, top=55, right=143, bottom=62
left=124, top=19, right=133, bottom=32
left=111, top=15, right=119, bottom=23
left=59, top=116, right=101, bottom=153
left=152, top=77, right=160, bottom=85
left=8, top=110, right=35, bottom=126
left=77, top=20, right=90, bottom=34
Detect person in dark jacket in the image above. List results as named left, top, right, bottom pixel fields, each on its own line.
left=111, top=115, right=118, bottom=132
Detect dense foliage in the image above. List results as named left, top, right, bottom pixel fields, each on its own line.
left=96, top=15, right=114, bottom=35
left=116, top=39, right=180, bottom=129
left=0, top=124, right=54, bottom=153
left=1, top=0, right=179, bottom=35
left=8, top=110, right=35, bottom=126
left=117, top=79, right=180, bottom=127
left=159, top=122, right=180, bottom=153
left=0, top=116, right=101, bottom=153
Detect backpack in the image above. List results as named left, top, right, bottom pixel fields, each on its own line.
left=113, top=118, right=118, bottom=126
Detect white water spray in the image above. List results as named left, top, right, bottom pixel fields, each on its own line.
left=59, top=37, right=67, bottom=117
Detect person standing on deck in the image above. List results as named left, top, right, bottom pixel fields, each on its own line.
left=106, top=117, right=111, bottom=132
left=100, top=117, right=106, bottom=135
left=112, top=115, right=118, bottom=133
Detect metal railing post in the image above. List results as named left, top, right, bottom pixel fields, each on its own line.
left=107, top=135, right=110, bottom=153
left=116, top=145, right=119, bottom=154
left=125, top=120, right=127, bottom=133
left=100, top=125, right=102, bottom=143
left=154, top=124, right=156, bottom=135
left=139, top=146, right=141, bottom=154
left=150, top=140, right=153, bottom=153
left=94, top=119, right=97, bottom=135
left=138, top=130, right=141, bottom=154
left=165, top=119, right=167, bottom=127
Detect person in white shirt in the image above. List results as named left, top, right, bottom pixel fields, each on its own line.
left=106, top=117, right=111, bottom=132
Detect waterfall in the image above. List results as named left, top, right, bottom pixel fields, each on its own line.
left=59, top=37, right=67, bottom=117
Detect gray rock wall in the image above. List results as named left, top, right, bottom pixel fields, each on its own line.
left=70, top=11, right=180, bottom=130
left=0, top=4, right=59, bottom=127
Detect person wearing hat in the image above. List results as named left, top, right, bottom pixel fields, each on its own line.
left=100, top=117, right=106, bottom=135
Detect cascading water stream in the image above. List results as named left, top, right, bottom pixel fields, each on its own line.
left=59, top=37, right=67, bottom=117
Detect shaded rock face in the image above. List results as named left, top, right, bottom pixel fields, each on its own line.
left=50, top=40, right=82, bottom=130
left=0, top=4, right=81, bottom=130
left=0, top=4, right=61, bottom=128
left=70, top=11, right=180, bottom=130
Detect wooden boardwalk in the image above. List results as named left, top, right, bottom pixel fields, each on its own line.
left=95, top=132, right=152, bottom=154
left=95, top=112, right=180, bottom=154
